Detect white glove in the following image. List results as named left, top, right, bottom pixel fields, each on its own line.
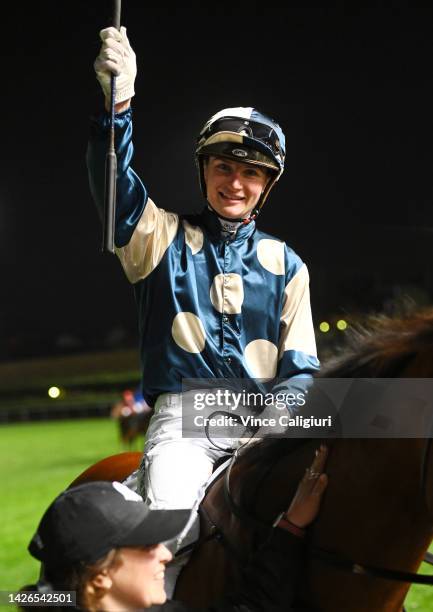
left=94, top=26, right=137, bottom=104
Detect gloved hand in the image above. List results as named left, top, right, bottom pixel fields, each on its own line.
left=94, top=26, right=137, bottom=105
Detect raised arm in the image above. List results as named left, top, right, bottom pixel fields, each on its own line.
left=86, top=26, right=143, bottom=248
left=86, top=27, right=179, bottom=281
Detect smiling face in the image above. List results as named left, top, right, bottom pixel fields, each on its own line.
left=98, top=544, right=172, bottom=610
left=203, top=156, right=270, bottom=219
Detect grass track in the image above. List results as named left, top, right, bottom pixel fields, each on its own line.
left=0, top=418, right=141, bottom=595
left=0, top=420, right=431, bottom=610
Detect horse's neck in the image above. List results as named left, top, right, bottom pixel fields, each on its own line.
left=185, top=438, right=433, bottom=611
left=303, top=439, right=433, bottom=611
left=312, top=439, right=432, bottom=554
left=238, top=438, right=433, bottom=611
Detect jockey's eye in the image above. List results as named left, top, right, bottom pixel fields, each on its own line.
left=216, top=163, right=231, bottom=173
left=244, top=168, right=260, bottom=177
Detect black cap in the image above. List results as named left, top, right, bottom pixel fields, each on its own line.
left=28, top=481, right=190, bottom=567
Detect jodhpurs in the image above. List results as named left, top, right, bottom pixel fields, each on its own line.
left=137, top=391, right=238, bottom=597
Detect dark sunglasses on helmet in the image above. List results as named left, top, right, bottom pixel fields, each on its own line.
left=199, top=117, right=284, bottom=161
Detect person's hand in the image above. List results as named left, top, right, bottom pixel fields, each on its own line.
left=285, top=445, right=328, bottom=528
left=94, top=26, right=136, bottom=106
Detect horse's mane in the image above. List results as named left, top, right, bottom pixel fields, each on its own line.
left=238, top=308, right=433, bottom=470
left=320, top=308, right=433, bottom=378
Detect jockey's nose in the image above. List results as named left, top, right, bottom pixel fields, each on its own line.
left=228, top=172, right=243, bottom=190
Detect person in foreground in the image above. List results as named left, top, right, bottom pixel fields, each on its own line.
left=23, top=446, right=327, bottom=611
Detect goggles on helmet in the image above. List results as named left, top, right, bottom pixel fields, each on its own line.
left=197, top=116, right=285, bottom=170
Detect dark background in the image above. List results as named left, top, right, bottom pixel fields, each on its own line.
left=1, top=1, right=432, bottom=361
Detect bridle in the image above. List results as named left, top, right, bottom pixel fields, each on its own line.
left=196, top=424, right=433, bottom=587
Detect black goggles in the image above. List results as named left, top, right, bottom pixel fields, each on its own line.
left=200, top=117, right=284, bottom=160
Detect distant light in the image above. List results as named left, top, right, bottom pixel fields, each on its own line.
left=319, top=322, right=330, bottom=333
left=337, top=319, right=348, bottom=331
left=48, top=386, right=60, bottom=399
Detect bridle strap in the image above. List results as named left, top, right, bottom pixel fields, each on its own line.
left=221, top=438, right=433, bottom=587
left=223, top=447, right=276, bottom=533
left=202, top=425, right=433, bottom=587
left=312, top=547, right=433, bottom=586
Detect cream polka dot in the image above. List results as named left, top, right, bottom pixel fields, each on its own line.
left=183, top=220, right=204, bottom=255
left=279, top=265, right=317, bottom=357
left=171, top=312, right=206, bottom=353
left=244, top=339, right=278, bottom=379
left=210, top=273, right=244, bottom=314
left=257, top=239, right=285, bottom=275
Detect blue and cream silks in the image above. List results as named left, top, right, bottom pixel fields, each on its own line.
left=87, top=109, right=320, bottom=408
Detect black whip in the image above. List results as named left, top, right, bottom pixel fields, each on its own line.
left=102, top=0, right=122, bottom=254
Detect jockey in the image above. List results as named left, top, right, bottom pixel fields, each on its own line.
left=25, top=449, right=328, bottom=611
left=87, top=26, right=320, bottom=596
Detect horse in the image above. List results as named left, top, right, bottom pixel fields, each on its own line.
left=71, top=309, right=433, bottom=611
left=110, top=390, right=153, bottom=447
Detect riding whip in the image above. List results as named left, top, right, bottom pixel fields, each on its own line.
left=102, top=0, right=122, bottom=253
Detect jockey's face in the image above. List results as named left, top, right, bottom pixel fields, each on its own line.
left=204, top=156, right=269, bottom=219
left=99, top=544, right=172, bottom=609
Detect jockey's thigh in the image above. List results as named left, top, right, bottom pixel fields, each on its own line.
left=143, top=440, right=215, bottom=509
left=139, top=391, right=235, bottom=509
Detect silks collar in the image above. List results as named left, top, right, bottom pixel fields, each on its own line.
left=206, top=203, right=260, bottom=227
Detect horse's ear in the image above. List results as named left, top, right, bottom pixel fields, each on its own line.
left=68, top=452, right=141, bottom=489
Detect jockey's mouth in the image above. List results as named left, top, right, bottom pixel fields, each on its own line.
left=219, top=192, right=245, bottom=201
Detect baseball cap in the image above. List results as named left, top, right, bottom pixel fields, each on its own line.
left=28, top=481, right=190, bottom=567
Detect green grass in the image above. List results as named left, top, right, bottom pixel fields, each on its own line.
left=0, top=418, right=140, bottom=593
left=406, top=558, right=433, bottom=610
left=0, top=420, right=432, bottom=610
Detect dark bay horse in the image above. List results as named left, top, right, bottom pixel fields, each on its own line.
left=71, top=310, right=433, bottom=611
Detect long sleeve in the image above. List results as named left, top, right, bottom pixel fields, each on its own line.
left=271, top=261, right=319, bottom=412
left=86, top=109, right=179, bottom=283
left=278, top=263, right=319, bottom=377
left=86, top=108, right=148, bottom=248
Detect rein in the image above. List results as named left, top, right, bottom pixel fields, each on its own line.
left=311, top=547, right=433, bottom=586
left=204, top=410, right=283, bottom=534
left=199, top=412, right=286, bottom=561
left=217, top=435, right=433, bottom=587
left=202, top=410, right=433, bottom=586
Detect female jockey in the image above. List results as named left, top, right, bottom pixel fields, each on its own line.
left=87, top=26, right=319, bottom=595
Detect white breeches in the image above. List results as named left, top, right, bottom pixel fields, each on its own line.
left=138, top=391, right=238, bottom=597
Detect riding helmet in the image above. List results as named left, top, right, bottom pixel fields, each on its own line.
left=195, top=107, right=286, bottom=220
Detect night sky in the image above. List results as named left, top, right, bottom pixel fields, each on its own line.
left=2, top=2, right=432, bottom=360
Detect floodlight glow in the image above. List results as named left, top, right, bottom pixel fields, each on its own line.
left=337, top=319, right=348, bottom=331
left=319, top=322, right=330, bottom=333
left=48, top=386, right=60, bottom=399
